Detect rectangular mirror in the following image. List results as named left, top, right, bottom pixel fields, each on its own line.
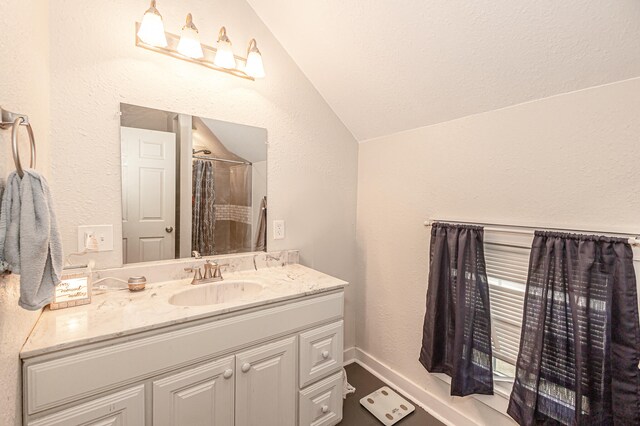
left=120, top=103, right=267, bottom=264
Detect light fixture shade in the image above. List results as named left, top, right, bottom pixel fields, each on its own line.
left=177, top=13, right=204, bottom=59
left=137, top=1, right=167, bottom=47
left=244, top=39, right=265, bottom=78
left=214, top=27, right=236, bottom=69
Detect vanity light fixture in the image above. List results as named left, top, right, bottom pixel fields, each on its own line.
left=244, top=39, right=265, bottom=79
left=137, top=0, right=168, bottom=47
left=176, top=13, right=204, bottom=59
left=134, top=4, right=265, bottom=81
left=214, top=27, right=236, bottom=69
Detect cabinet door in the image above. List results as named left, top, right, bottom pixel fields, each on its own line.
left=153, top=356, right=234, bottom=426
left=28, top=385, right=144, bottom=426
left=235, top=337, right=296, bottom=426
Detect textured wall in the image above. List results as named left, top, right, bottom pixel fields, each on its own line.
left=48, top=0, right=358, bottom=346
left=356, top=77, right=640, bottom=424
left=0, top=1, right=49, bottom=423
left=0, top=275, right=42, bottom=425
left=248, top=0, right=640, bottom=140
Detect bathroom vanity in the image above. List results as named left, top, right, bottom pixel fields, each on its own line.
left=20, top=255, right=347, bottom=426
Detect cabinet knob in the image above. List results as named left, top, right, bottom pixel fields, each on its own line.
left=321, top=350, right=330, bottom=359
left=241, top=363, right=251, bottom=373
left=223, top=369, right=233, bottom=379
left=321, top=405, right=329, bottom=414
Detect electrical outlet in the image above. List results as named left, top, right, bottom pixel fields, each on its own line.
left=273, top=220, right=285, bottom=240
left=77, top=225, right=114, bottom=252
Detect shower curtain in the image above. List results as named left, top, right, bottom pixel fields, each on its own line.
left=192, top=159, right=215, bottom=256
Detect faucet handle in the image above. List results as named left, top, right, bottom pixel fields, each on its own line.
left=184, top=265, right=203, bottom=283
left=213, top=263, right=229, bottom=279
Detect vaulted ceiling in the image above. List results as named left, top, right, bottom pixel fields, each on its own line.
left=248, top=1, right=640, bottom=141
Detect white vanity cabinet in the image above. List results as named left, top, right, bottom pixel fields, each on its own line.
left=23, top=290, right=345, bottom=426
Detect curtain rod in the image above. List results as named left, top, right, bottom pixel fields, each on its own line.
left=192, top=155, right=251, bottom=165
left=423, top=219, right=640, bottom=247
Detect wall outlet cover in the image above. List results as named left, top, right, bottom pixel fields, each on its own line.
left=77, top=225, right=114, bottom=252
left=273, top=220, right=285, bottom=240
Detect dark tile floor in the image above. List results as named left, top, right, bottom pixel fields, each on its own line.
left=339, top=363, right=445, bottom=426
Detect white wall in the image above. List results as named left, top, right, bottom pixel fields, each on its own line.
left=202, top=118, right=268, bottom=163
left=356, top=77, right=640, bottom=424
left=47, top=0, right=357, bottom=344
left=0, top=1, right=49, bottom=423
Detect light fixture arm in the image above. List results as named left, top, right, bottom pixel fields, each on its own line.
left=247, top=38, right=259, bottom=55
left=184, top=13, right=198, bottom=32
left=218, top=26, right=231, bottom=44
left=145, top=0, right=161, bottom=16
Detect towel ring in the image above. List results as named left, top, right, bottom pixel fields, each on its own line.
left=1, top=107, right=36, bottom=178
left=11, top=117, right=36, bottom=178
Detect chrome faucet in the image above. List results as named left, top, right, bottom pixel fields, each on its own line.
left=184, top=260, right=228, bottom=285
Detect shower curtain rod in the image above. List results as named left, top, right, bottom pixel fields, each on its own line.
left=192, top=154, right=252, bottom=165
left=423, top=219, right=640, bottom=246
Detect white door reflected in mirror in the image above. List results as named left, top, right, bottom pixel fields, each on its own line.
left=121, top=126, right=176, bottom=263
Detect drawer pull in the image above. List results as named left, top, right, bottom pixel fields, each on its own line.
left=321, top=350, right=330, bottom=359
left=223, top=369, right=233, bottom=379
left=321, top=404, right=329, bottom=414
left=241, top=363, right=251, bottom=373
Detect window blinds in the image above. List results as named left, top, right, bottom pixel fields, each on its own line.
left=485, top=242, right=529, bottom=367
left=485, top=244, right=530, bottom=286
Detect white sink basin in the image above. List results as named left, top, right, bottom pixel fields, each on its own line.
left=169, top=280, right=264, bottom=306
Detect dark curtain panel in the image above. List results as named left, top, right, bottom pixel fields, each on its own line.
left=419, top=223, right=494, bottom=396
left=508, top=231, right=640, bottom=426
left=191, top=160, right=215, bottom=255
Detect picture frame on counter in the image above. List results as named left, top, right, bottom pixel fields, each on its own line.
left=49, top=267, right=92, bottom=310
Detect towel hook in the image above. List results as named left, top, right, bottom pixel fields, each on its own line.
left=1, top=107, right=36, bottom=178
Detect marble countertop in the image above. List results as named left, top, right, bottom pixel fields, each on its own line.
left=21, top=264, right=347, bottom=359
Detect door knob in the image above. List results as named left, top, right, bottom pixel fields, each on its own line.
left=241, top=363, right=251, bottom=373
left=165, top=226, right=174, bottom=233
left=223, top=369, right=233, bottom=379
left=321, top=405, right=329, bottom=414
left=321, top=350, right=330, bottom=359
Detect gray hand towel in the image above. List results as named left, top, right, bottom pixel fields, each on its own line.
left=0, top=170, right=63, bottom=310
left=0, top=178, right=8, bottom=274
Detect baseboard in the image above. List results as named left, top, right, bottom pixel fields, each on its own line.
left=347, top=347, right=480, bottom=426
left=343, top=346, right=356, bottom=365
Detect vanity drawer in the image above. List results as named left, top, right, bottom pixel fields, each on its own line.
left=27, top=385, right=144, bottom=426
left=299, top=371, right=343, bottom=426
left=299, top=320, right=343, bottom=387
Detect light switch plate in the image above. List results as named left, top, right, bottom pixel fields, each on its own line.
left=273, top=220, right=285, bottom=240
left=77, top=225, right=114, bottom=252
